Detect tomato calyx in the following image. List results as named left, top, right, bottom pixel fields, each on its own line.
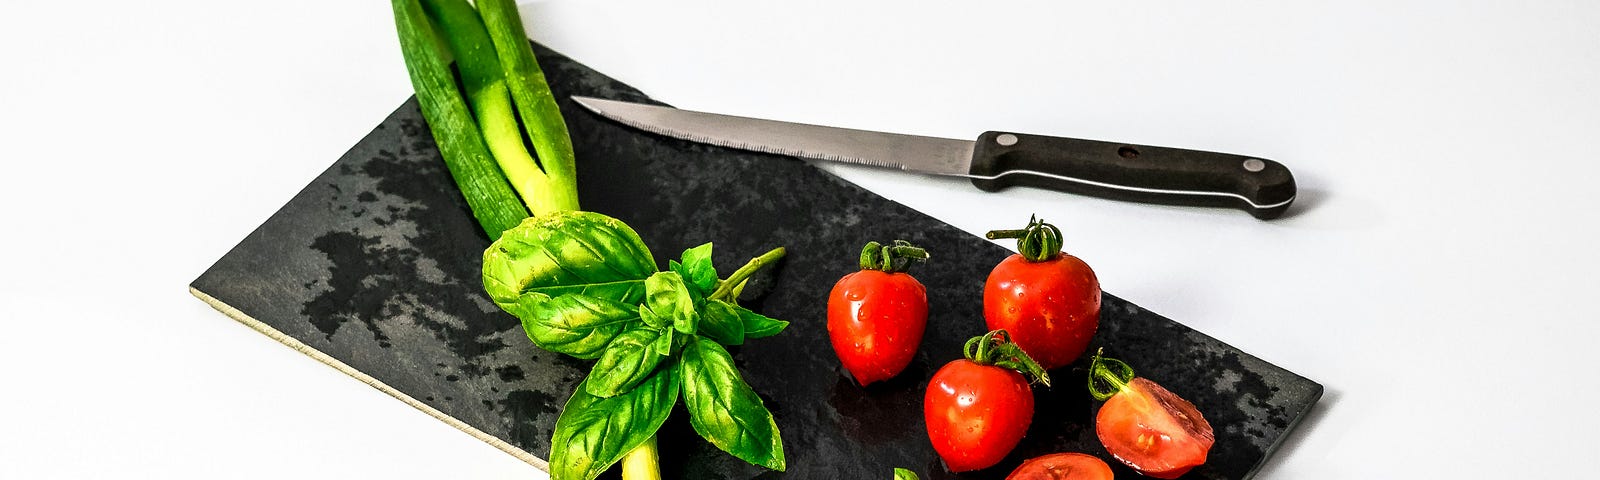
left=985, top=215, right=1065, bottom=262
left=858, top=240, right=929, bottom=273
left=964, top=329, right=1052, bottom=387
left=1086, top=348, right=1136, bottom=401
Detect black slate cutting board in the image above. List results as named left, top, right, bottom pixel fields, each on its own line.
left=191, top=43, right=1320, bottom=479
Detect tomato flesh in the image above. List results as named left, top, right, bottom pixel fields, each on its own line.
left=1006, top=453, right=1114, bottom=480
left=983, top=253, right=1100, bottom=370
left=923, top=359, right=1034, bottom=472
left=1096, top=378, right=1214, bottom=479
left=826, top=270, right=927, bottom=385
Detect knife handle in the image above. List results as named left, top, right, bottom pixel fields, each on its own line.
left=967, top=131, right=1296, bottom=219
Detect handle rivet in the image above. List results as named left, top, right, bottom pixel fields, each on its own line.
left=1242, top=158, right=1266, bottom=172
left=996, top=133, right=1019, bottom=146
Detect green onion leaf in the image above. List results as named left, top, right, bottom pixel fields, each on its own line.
left=390, top=0, right=527, bottom=239
left=477, top=0, right=581, bottom=214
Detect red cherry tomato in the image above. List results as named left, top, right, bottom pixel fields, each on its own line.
left=1088, top=351, right=1214, bottom=479
left=1096, top=377, right=1215, bottom=479
left=924, top=330, right=1051, bottom=473
left=827, top=270, right=927, bottom=385
left=827, top=241, right=929, bottom=386
left=1006, top=453, right=1114, bottom=480
left=923, top=359, right=1034, bottom=472
left=984, top=251, right=1100, bottom=371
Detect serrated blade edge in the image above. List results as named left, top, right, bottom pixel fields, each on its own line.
left=572, top=96, right=975, bottom=176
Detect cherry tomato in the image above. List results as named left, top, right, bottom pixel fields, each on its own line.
left=1006, top=453, right=1114, bottom=480
left=924, top=330, right=1051, bottom=472
left=1088, top=351, right=1214, bottom=479
left=924, top=359, right=1033, bottom=472
left=983, top=217, right=1100, bottom=371
left=827, top=241, right=929, bottom=386
left=984, top=253, right=1100, bottom=370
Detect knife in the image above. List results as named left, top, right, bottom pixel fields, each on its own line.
left=571, top=96, right=1296, bottom=219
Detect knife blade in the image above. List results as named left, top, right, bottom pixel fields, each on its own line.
left=571, top=96, right=1296, bottom=219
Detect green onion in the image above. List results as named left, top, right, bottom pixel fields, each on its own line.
left=476, top=0, right=581, bottom=214
left=390, top=0, right=528, bottom=239
left=419, top=0, right=565, bottom=214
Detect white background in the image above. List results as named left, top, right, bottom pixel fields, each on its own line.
left=3, top=1, right=1598, bottom=478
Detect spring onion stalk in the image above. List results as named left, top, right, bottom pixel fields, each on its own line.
left=419, top=0, right=568, bottom=213
left=475, top=0, right=581, bottom=214
left=619, top=436, right=662, bottom=480
left=390, top=0, right=528, bottom=239
left=470, top=2, right=645, bottom=474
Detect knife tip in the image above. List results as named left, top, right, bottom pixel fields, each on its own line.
left=569, top=95, right=604, bottom=114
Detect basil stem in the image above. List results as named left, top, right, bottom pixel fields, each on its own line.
left=619, top=436, right=662, bottom=480
left=476, top=0, right=580, bottom=214
left=390, top=0, right=527, bottom=239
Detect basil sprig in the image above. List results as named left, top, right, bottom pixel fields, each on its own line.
left=550, top=361, right=680, bottom=480
left=484, top=211, right=789, bottom=479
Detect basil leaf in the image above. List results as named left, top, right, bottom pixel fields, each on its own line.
left=638, top=302, right=667, bottom=330
left=550, top=361, right=680, bottom=480
left=680, top=336, right=786, bottom=471
left=643, top=271, right=698, bottom=335
left=734, top=304, right=789, bottom=339
left=698, top=300, right=746, bottom=346
left=677, top=242, right=718, bottom=294
left=894, top=468, right=921, bottom=480
left=514, top=294, right=639, bottom=359
left=483, top=211, right=655, bottom=312
left=585, top=326, right=667, bottom=398
left=652, top=327, right=676, bottom=357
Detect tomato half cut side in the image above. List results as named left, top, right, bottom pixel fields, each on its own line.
left=1095, top=377, right=1215, bottom=479
left=1005, top=453, right=1114, bottom=480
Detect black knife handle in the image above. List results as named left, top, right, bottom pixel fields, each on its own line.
left=967, top=131, right=1296, bottom=219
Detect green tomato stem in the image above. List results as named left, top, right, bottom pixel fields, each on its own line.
left=1087, top=347, right=1136, bottom=401
left=962, top=330, right=1052, bottom=387
left=984, top=215, right=1064, bottom=262
left=620, top=435, right=662, bottom=480
left=857, top=240, right=929, bottom=273
left=710, top=247, right=786, bottom=302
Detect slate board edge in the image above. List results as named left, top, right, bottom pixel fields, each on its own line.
left=1242, top=357, right=1322, bottom=480
left=188, top=286, right=553, bottom=472
left=1251, top=392, right=1321, bottom=479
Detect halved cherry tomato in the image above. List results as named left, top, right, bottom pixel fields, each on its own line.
left=1006, top=453, right=1114, bottom=480
left=983, top=217, right=1100, bottom=370
left=1089, top=351, right=1214, bottom=479
left=924, top=330, right=1051, bottom=472
left=827, top=241, right=928, bottom=385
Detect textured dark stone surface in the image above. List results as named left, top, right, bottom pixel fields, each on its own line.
left=192, top=43, right=1320, bottom=479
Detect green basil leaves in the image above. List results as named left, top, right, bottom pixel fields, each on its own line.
left=697, top=300, right=746, bottom=346
left=585, top=326, right=667, bottom=397
left=681, top=335, right=786, bottom=471
left=483, top=211, right=656, bottom=309
left=484, top=212, right=790, bottom=479
left=550, top=360, right=680, bottom=480
left=520, top=294, right=638, bottom=359
left=642, top=271, right=697, bottom=334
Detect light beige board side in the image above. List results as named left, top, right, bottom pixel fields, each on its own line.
left=188, top=286, right=550, bottom=472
